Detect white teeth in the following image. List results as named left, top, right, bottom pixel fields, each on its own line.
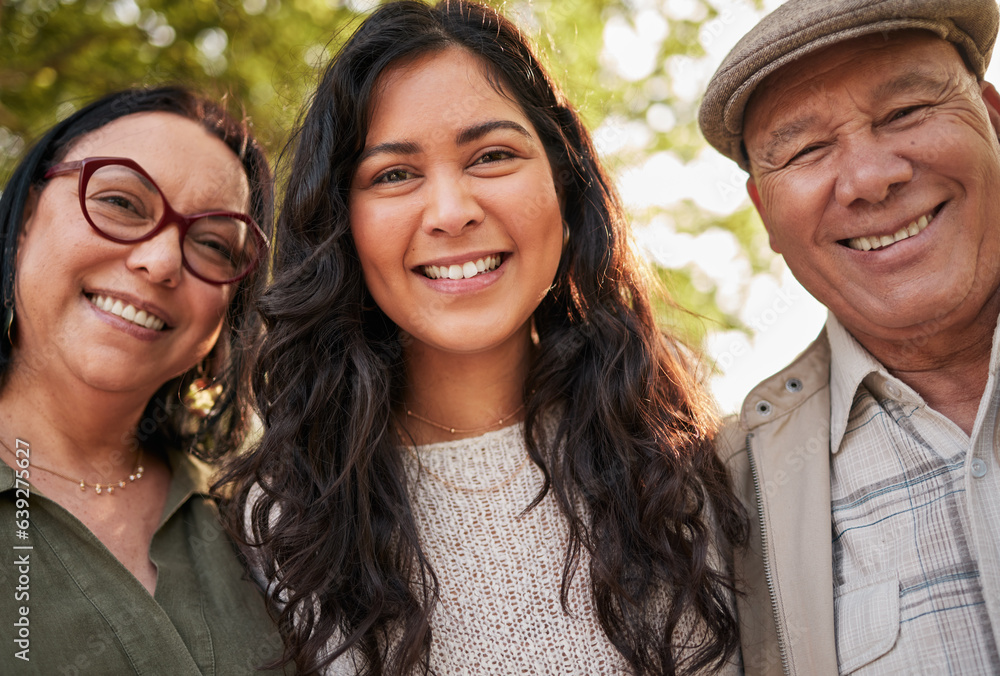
left=423, top=255, right=502, bottom=280
left=846, top=211, right=934, bottom=251
left=88, top=294, right=165, bottom=331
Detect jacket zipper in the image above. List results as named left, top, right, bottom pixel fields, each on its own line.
left=745, top=432, right=791, bottom=675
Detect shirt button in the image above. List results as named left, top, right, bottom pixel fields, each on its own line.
left=885, top=383, right=901, bottom=399
left=971, top=457, right=988, bottom=478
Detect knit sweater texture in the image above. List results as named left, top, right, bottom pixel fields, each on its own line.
left=399, top=422, right=627, bottom=674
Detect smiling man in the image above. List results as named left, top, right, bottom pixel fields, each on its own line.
left=699, top=0, right=1000, bottom=674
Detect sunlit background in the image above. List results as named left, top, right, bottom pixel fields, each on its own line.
left=591, top=0, right=1000, bottom=413
left=591, top=0, right=825, bottom=414
left=3, top=0, right=998, bottom=413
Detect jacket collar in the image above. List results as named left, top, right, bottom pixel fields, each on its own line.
left=735, top=330, right=839, bottom=675
left=739, top=327, right=832, bottom=431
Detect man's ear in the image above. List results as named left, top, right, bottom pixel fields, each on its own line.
left=746, top=177, right=782, bottom=254
left=981, top=81, right=1000, bottom=139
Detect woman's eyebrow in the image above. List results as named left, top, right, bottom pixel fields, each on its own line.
left=358, top=120, right=532, bottom=164
left=358, top=140, right=421, bottom=164
left=456, top=120, right=532, bottom=146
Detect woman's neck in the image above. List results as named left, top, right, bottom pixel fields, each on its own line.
left=0, top=359, right=154, bottom=474
left=401, top=332, right=532, bottom=444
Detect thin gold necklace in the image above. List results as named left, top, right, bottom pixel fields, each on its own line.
left=404, top=402, right=526, bottom=435
left=0, top=437, right=144, bottom=496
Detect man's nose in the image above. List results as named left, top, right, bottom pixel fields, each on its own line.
left=834, top=133, right=914, bottom=207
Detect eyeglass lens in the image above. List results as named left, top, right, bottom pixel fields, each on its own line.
left=84, top=163, right=256, bottom=283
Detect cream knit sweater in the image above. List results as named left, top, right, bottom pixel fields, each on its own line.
left=318, top=423, right=739, bottom=675
left=401, top=422, right=627, bottom=674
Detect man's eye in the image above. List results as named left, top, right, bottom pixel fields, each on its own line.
left=890, top=106, right=922, bottom=122
left=791, top=144, right=823, bottom=161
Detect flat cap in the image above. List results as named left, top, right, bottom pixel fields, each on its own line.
left=699, top=0, right=1000, bottom=170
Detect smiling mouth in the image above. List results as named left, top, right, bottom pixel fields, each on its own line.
left=844, top=205, right=941, bottom=251
left=422, top=254, right=503, bottom=280
left=87, top=294, right=166, bottom=331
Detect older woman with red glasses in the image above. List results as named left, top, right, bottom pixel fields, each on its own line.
left=0, top=87, right=285, bottom=673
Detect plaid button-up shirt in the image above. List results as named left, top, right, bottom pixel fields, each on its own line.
left=826, top=315, right=1000, bottom=675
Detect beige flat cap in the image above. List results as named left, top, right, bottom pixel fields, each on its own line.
left=699, top=0, right=1000, bottom=170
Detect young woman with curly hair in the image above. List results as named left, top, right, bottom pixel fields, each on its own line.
left=221, top=2, right=747, bottom=674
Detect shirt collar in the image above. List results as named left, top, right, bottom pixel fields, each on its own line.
left=989, top=313, right=1000, bottom=378
left=826, top=312, right=916, bottom=454
left=159, top=448, right=215, bottom=526
left=827, top=310, right=1000, bottom=453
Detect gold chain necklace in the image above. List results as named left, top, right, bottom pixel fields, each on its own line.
left=0, top=437, right=144, bottom=496
left=403, top=402, right=526, bottom=435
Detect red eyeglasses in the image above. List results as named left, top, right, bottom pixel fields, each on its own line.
left=44, top=156, right=268, bottom=285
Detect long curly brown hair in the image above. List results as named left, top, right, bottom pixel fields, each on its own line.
left=220, top=2, right=747, bottom=674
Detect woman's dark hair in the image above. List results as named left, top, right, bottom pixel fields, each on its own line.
left=221, top=2, right=746, bottom=674
left=0, top=85, right=274, bottom=458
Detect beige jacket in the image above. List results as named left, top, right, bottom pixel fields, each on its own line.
left=719, top=330, right=839, bottom=675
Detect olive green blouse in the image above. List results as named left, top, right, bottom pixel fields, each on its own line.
left=0, top=448, right=288, bottom=675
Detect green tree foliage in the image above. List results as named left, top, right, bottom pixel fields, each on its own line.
left=0, top=0, right=770, bottom=348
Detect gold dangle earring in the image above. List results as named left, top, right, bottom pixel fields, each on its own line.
left=180, top=361, right=222, bottom=418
